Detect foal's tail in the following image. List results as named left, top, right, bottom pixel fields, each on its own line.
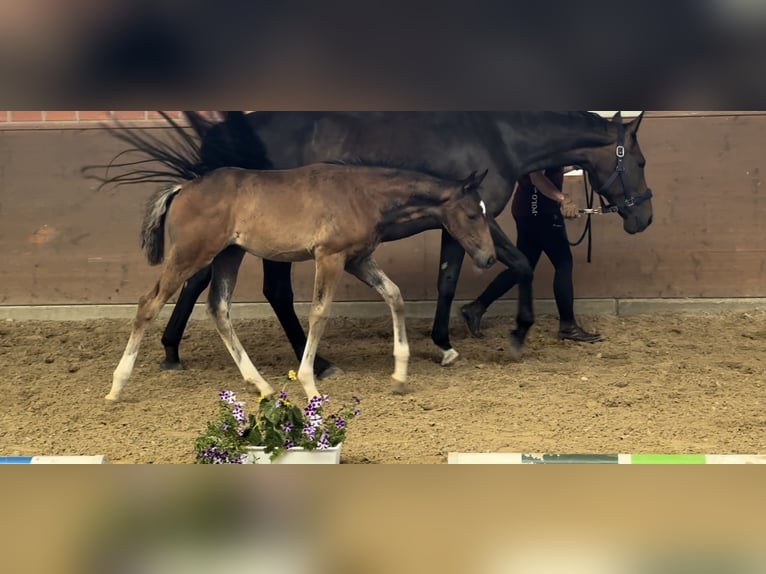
left=141, top=184, right=182, bottom=265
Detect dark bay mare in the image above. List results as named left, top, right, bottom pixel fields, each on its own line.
left=106, top=164, right=495, bottom=402
left=90, top=111, right=653, bottom=378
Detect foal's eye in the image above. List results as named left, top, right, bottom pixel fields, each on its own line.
left=467, top=213, right=480, bottom=221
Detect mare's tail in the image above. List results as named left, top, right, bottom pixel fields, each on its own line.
left=141, top=184, right=182, bottom=265
left=80, top=111, right=272, bottom=191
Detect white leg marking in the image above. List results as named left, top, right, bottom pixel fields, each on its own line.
left=441, top=347, right=460, bottom=367
left=209, top=289, right=274, bottom=397
left=348, top=257, right=410, bottom=393
left=106, top=328, right=145, bottom=402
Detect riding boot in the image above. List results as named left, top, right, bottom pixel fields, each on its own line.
left=558, top=322, right=603, bottom=343
left=460, top=300, right=487, bottom=338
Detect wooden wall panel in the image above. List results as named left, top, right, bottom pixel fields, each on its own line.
left=1, top=113, right=765, bottom=306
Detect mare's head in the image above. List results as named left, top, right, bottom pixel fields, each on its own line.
left=441, top=170, right=496, bottom=269
left=585, top=112, right=653, bottom=234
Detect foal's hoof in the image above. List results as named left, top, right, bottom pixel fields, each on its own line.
left=391, top=377, right=409, bottom=395
left=104, top=394, right=120, bottom=404
left=255, top=386, right=276, bottom=399
left=440, top=348, right=460, bottom=367
left=317, top=364, right=343, bottom=381
left=160, top=359, right=184, bottom=371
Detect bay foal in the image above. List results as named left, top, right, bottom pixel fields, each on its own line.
left=106, top=164, right=495, bottom=403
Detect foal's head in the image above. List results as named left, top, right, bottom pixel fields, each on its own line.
left=440, top=170, right=496, bottom=269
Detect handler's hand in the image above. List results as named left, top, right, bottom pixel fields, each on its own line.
left=561, top=197, right=580, bottom=219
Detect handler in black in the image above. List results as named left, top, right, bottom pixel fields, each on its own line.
left=461, top=167, right=603, bottom=343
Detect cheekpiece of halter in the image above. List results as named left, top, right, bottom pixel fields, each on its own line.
left=614, top=123, right=626, bottom=172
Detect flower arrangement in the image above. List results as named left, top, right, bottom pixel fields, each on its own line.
left=194, top=372, right=361, bottom=464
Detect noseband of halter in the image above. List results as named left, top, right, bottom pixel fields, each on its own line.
left=591, top=121, right=653, bottom=216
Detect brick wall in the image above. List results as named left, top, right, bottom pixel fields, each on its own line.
left=0, top=111, right=212, bottom=128
left=3, top=111, right=760, bottom=128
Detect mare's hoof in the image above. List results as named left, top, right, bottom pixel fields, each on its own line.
left=460, top=301, right=486, bottom=338
left=508, top=329, right=526, bottom=361
left=317, top=364, right=343, bottom=381
left=508, top=339, right=523, bottom=361
left=160, top=359, right=184, bottom=371
left=440, top=348, right=460, bottom=367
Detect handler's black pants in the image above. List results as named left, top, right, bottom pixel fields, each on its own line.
left=477, top=213, right=576, bottom=323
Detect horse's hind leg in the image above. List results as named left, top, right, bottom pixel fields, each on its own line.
left=208, top=246, right=275, bottom=398
left=160, top=265, right=212, bottom=370
left=107, top=260, right=194, bottom=402
left=262, top=259, right=338, bottom=380
left=347, top=256, right=410, bottom=394
left=297, top=252, right=345, bottom=399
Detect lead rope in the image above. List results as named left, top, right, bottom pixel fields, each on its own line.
left=568, top=171, right=596, bottom=263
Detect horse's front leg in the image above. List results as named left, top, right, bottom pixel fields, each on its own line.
left=262, top=259, right=339, bottom=379
left=430, top=230, right=466, bottom=366
left=297, top=252, right=346, bottom=399
left=487, top=219, right=534, bottom=358
left=346, top=256, right=410, bottom=394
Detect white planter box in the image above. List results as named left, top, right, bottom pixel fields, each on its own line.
left=245, top=444, right=342, bottom=464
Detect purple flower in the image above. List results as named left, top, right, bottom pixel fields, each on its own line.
left=335, top=417, right=346, bottom=430
left=318, top=430, right=330, bottom=450
left=219, top=390, right=238, bottom=404
left=310, top=413, right=323, bottom=424
left=307, top=396, right=323, bottom=412
left=281, top=422, right=294, bottom=434
left=352, top=396, right=361, bottom=404
left=284, top=439, right=296, bottom=449
left=232, top=405, right=246, bottom=425
left=304, top=404, right=319, bottom=418
left=353, top=409, right=361, bottom=417
left=200, top=445, right=247, bottom=465
left=303, top=425, right=317, bottom=441
left=279, top=390, right=288, bottom=400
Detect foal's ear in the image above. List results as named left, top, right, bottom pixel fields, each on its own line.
left=462, top=169, right=489, bottom=193
left=611, top=111, right=623, bottom=123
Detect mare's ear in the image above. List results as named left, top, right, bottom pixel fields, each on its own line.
left=223, top=112, right=250, bottom=134
left=183, top=111, right=214, bottom=138
left=627, top=111, right=644, bottom=133
left=611, top=111, right=623, bottom=123
left=462, top=169, right=489, bottom=193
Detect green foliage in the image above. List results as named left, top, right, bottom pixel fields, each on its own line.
left=194, top=387, right=361, bottom=464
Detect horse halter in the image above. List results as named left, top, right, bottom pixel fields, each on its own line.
left=590, top=121, right=653, bottom=216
